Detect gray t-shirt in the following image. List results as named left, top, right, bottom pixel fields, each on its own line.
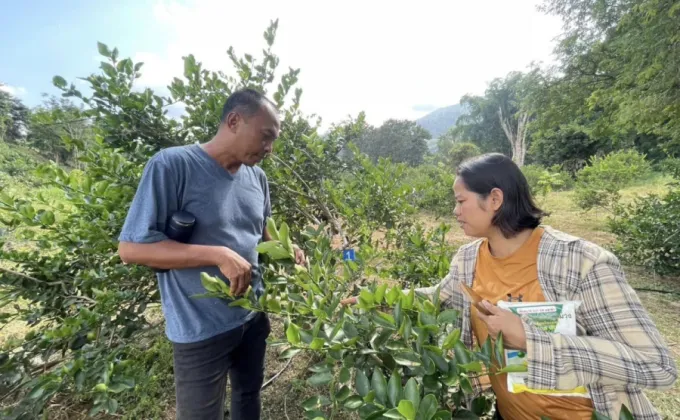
left=118, top=144, right=271, bottom=343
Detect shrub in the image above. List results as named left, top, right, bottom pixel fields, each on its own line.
left=447, top=142, right=481, bottom=169
left=608, top=164, right=680, bottom=276
left=405, top=163, right=454, bottom=217
left=574, top=149, right=652, bottom=211
left=521, top=164, right=572, bottom=201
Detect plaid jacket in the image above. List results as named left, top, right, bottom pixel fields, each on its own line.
left=416, top=226, right=677, bottom=419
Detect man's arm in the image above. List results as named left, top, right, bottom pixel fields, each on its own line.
left=118, top=240, right=233, bottom=270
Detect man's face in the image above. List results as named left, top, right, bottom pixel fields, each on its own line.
left=231, top=102, right=280, bottom=166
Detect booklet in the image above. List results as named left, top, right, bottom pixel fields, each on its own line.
left=496, top=300, right=591, bottom=398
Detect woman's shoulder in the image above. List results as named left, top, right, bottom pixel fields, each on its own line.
left=540, top=225, right=621, bottom=274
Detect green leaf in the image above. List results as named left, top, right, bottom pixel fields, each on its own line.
left=442, top=329, right=461, bottom=350
left=619, top=405, right=634, bottom=420
left=384, top=408, right=407, bottom=419
left=97, top=41, right=111, bottom=57
left=375, top=283, right=388, bottom=303
left=386, top=286, right=401, bottom=305
left=394, top=352, right=421, bottom=367
left=339, top=367, right=351, bottom=384
left=419, top=311, right=437, bottom=326
left=404, top=286, right=415, bottom=309
left=471, top=396, right=490, bottom=416
left=459, top=375, right=473, bottom=394
left=107, top=380, right=134, bottom=393
left=371, top=368, right=388, bottom=405
left=494, top=332, right=505, bottom=368
left=459, top=361, right=483, bottom=373
left=356, top=369, right=370, bottom=397
left=302, top=395, right=331, bottom=411
left=344, top=396, right=364, bottom=410
left=388, top=370, right=402, bottom=407
left=591, top=411, right=611, bottom=420
left=434, top=410, right=453, bottom=420
left=359, top=289, right=375, bottom=306
left=307, top=371, right=333, bottom=387
left=437, top=309, right=459, bottom=324
left=417, top=394, right=438, bottom=420
left=200, top=272, right=222, bottom=294
left=280, top=348, right=302, bottom=359
left=453, top=341, right=471, bottom=365
left=404, top=378, right=420, bottom=413
left=399, top=315, right=412, bottom=341
left=451, top=409, right=479, bottom=419
left=397, top=400, right=416, bottom=420
left=266, top=217, right=279, bottom=240
left=309, top=337, right=324, bottom=350
left=53, top=76, right=67, bottom=89
left=335, top=385, right=351, bottom=402
left=256, top=241, right=291, bottom=260
left=373, top=312, right=396, bottom=329
left=394, top=299, right=403, bottom=327
left=279, top=221, right=291, bottom=251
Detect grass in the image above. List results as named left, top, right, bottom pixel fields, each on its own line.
left=1, top=144, right=678, bottom=419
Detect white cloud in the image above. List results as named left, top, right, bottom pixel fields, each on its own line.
left=139, top=0, right=562, bottom=130
left=0, top=84, right=27, bottom=97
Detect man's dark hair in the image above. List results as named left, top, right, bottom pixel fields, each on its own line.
left=220, top=88, right=275, bottom=123
left=456, top=153, right=548, bottom=238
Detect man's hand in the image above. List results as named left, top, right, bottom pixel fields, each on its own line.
left=340, top=296, right=357, bottom=306
left=293, top=244, right=306, bottom=266
left=217, top=248, right=252, bottom=296
left=477, top=300, right=527, bottom=351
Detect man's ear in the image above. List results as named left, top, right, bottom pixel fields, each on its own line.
left=225, top=112, right=241, bottom=132
left=489, top=187, right=504, bottom=211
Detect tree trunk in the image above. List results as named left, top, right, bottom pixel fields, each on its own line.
left=498, top=107, right=529, bottom=167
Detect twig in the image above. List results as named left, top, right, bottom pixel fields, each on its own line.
left=0, top=267, right=65, bottom=286
left=65, top=295, right=96, bottom=304
left=271, top=155, right=349, bottom=247
left=261, top=355, right=296, bottom=390
left=0, top=379, right=32, bottom=402
left=284, top=393, right=291, bottom=420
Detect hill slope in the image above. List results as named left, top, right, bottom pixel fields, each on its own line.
left=416, top=104, right=464, bottom=138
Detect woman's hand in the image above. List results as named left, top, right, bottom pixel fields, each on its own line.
left=477, top=300, right=528, bottom=351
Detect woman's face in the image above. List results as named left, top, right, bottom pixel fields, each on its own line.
left=453, top=177, right=500, bottom=238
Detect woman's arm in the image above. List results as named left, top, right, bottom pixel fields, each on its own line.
left=524, top=250, right=677, bottom=391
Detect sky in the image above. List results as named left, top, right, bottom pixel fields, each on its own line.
left=1, top=0, right=563, bottom=131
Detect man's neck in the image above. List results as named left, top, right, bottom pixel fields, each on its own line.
left=201, top=138, right=241, bottom=174
left=486, top=228, right=534, bottom=259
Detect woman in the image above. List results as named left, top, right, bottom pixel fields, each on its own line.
left=343, top=153, right=676, bottom=420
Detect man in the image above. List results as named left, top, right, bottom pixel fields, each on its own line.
left=117, top=88, right=305, bottom=420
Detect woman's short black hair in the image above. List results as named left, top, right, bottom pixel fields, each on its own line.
left=456, top=153, right=548, bottom=238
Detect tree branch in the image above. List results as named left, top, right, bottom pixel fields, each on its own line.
left=0, top=267, right=65, bottom=286
left=270, top=155, right=349, bottom=247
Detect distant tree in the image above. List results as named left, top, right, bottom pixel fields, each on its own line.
left=534, top=0, right=680, bottom=156
left=447, top=142, right=481, bottom=169
left=355, top=119, right=430, bottom=166
left=29, top=95, right=94, bottom=165
left=327, top=111, right=370, bottom=162
left=0, top=85, right=29, bottom=142
left=456, top=70, right=541, bottom=167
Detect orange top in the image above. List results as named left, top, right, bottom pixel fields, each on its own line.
left=470, top=227, right=594, bottom=420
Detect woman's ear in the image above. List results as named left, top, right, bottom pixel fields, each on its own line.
left=489, top=187, right=504, bottom=211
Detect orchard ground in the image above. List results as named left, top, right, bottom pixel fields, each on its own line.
left=1, top=167, right=678, bottom=419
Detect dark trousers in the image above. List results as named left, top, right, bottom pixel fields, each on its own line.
left=172, top=313, right=271, bottom=420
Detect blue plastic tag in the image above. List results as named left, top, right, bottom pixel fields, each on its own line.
left=342, top=248, right=356, bottom=261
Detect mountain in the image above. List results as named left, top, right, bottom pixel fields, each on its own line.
left=416, top=104, right=464, bottom=139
